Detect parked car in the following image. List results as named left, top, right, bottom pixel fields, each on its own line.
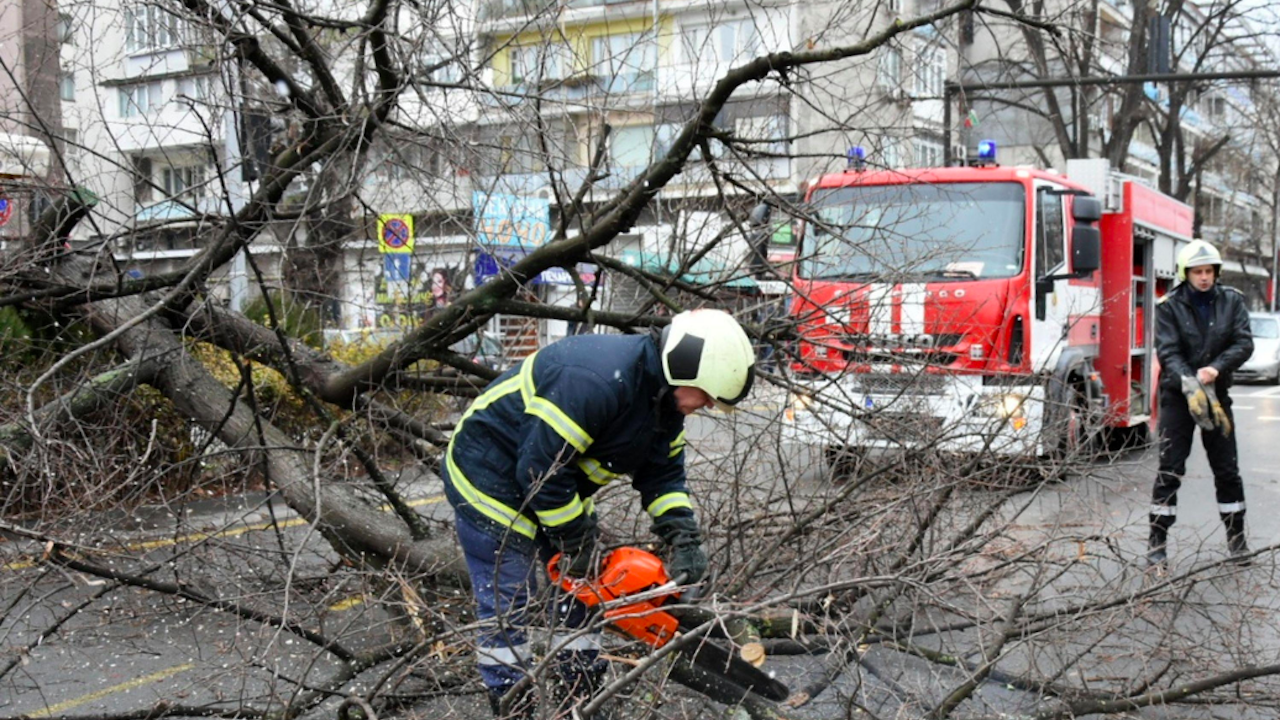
left=450, top=332, right=507, bottom=372
left=1237, top=312, right=1280, bottom=385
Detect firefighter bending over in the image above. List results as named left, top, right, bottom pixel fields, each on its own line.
left=442, top=309, right=756, bottom=717
left=1148, top=239, right=1254, bottom=568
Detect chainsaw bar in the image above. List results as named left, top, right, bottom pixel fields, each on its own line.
left=678, top=636, right=790, bottom=702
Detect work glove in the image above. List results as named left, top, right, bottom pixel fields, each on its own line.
left=651, top=513, right=708, bottom=585
left=1208, top=387, right=1232, bottom=437
left=1180, top=376, right=1232, bottom=437
left=550, top=514, right=602, bottom=579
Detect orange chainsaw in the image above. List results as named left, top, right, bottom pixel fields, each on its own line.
left=548, top=546, right=789, bottom=702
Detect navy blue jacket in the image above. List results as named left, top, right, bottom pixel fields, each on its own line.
left=443, top=334, right=692, bottom=547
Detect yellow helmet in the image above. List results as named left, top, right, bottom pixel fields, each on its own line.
left=1176, top=239, right=1222, bottom=282
left=660, top=309, right=755, bottom=407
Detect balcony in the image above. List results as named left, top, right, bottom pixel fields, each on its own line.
left=481, top=72, right=656, bottom=108
left=478, top=0, right=559, bottom=21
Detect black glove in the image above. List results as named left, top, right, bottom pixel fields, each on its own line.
left=550, top=514, right=602, bottom=579
left=651, top=513, right=708, bottom=585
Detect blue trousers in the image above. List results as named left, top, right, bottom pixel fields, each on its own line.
left=454, top=511, right=606, bottom=694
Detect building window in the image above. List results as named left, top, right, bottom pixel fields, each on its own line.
left=913, top=45, right=945, bottom=98
left=59, top=72, right=75, bottom=101
left=881, top=137, right=904, bottom=168
left=878, top=46, right=903, bottom=91
left=914, top=136, right=944, bottom=167
left=162, top=165, right=205, bottom=200
left=119, top=82, right=163, bottom=117
left=510, top=44, right=568, bottom=87
left=679, top=20, right=760, bottom=65
left=125, top=4, right=181, bottom=53
left=421, top=53, right=462, bottom=84
left=56, top=13, right=74, bottom=44
left=735, top=115, right=788, bottom=156
left=175, top=75, right=214, bottom=104
left=133, top=156, right=153, bottom=203
left=593, top=32, right=655, bottom=94
left=610, top=125, right=655, bottom=168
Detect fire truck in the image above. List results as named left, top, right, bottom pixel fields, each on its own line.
left=779, top=152, right=1194, bottom=467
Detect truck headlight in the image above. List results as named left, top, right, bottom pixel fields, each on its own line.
left=975, top=393, right=1027, bottom=419
left=785, top=392, right=814, bottom=422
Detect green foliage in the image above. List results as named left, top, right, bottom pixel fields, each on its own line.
left=242, top=291, right=326, bottom=348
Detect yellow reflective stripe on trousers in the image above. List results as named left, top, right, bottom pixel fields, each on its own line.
left=577, top=457, right=619, bottom=486
left=668, top=430, right=687, bottom=458
left=535, top=495, right=585, bottom=528
left=520, top=352, right=592, bottom=453
left=445, top=374, right=538, bottom=539
left=647, top=491, right=693, bottom=518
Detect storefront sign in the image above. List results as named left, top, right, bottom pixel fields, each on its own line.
left=474, top=250, right=598, bottom=286
left=473, top=192, right=550, bottom=249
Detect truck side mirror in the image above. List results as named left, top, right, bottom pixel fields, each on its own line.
left=1072, top=196, right=1102, bottom=223
left=1072, top=225, right=1101, bottom=275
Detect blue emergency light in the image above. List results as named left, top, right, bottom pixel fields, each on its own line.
left=976, top=139, right=998, bottom=163
left=847, top=146, right=867, bottom=170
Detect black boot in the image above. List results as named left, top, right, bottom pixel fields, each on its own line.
left=553, top=652, right=610, bottom=719
left=1146, top=516, right=1171, bottom=569
left=1223, top=512, right=1250, bottom=566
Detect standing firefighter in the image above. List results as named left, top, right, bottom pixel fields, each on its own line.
left=1148, top=239, right=1254, bottom=568
left=443, top=309, right=756, bottom=717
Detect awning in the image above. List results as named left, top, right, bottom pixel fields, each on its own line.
left=0, top=132, right=50, bottom=178
left=618, top=250, right=758, bottom=289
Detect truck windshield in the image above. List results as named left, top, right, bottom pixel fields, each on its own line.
left=801, top=182, right=1026, bottom=281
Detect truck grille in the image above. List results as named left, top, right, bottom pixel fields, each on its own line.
left=861, top=412, right=946, bottom=443
left=853, top=374, right=949, bottom=396
left=842, top=349, right=960, bottom=368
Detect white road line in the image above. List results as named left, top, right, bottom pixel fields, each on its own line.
left=1241, top=386, right=1280, bottom=398
left=1234, top=405, right=1255, bottom=410
left=1258, top=416, right=1280, bottom=421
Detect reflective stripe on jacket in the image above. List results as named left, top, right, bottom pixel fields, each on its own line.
left=444, top=334, right=692, bottom=544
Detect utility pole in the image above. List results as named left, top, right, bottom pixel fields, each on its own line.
left=224, top=57, right=248, bottom=313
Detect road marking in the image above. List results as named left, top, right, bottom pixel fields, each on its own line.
left=27, top=663, right=195, bottom=718
left=1234, top=405, right=1255, bottom=410
left=1242, top=386, right=1280, bottom=398
left=3, top=495, right=446, bottom=572
left=1258, top=416, right=1280, bottom=421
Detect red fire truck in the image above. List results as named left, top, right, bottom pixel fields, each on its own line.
left=779, top=154, right=1193, bottom=466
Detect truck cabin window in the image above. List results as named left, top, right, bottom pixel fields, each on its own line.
left=801, top=182, right=1026, bottom=281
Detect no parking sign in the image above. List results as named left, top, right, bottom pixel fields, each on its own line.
left=377, top=214, right=414, bottom=254
left=0, top=196, right=13, bottom=227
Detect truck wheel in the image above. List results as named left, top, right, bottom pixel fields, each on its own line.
left=1105, top=424, right=1150, bottom=453
left=1047, top=384, right=1101, bottom=471
left=823, top=445, right=863, bottom=480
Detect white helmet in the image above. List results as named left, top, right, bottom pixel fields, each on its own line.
left=1177, top=239, right=1222, bottom=282
left=660, top=309, right=756, bottom=407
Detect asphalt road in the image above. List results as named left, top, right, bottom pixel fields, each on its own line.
left=5, top=383, right=1280, bottom=719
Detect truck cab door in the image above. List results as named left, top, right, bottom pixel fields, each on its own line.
left=1030, top=185, right=1069, bottom=371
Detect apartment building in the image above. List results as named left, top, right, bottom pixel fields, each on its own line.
left=959, top=0, right=1278, bottom=304
left=0, top=0, right=66, bottom=239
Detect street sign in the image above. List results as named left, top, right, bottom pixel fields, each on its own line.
left=377, top=214, right=414, bottom=254
left=0, top=196, right=13, bottom=227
